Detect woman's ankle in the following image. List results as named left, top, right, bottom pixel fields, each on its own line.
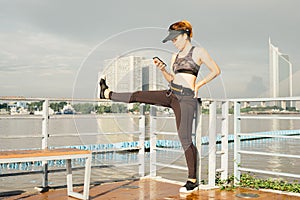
left=104, top=89, right=111, bottom=99
left=188, top=178, right=197, bottom=183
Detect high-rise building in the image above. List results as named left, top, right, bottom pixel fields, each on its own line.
left=269, top=38, right=293, bottom=108
left=141, top=59, right=167, bottom=91
left=101, top=56, right=143, bottom=92
left=98, top=55, right=166, bottom=98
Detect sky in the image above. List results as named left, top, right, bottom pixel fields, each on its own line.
left=0, top=0, right=299, bottom=99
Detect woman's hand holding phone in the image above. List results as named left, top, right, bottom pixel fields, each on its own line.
left=153, top=57, right=167, bottom=71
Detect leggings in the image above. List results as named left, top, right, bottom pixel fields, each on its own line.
left=111, top=90, right=198, bottom=179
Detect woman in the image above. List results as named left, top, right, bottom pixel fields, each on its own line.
left=99, top=20, right=220, bottom=193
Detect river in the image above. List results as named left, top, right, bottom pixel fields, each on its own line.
left=0, top=113, right=300, bottom=193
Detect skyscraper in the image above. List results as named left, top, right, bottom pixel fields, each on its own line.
left=99, top=55, right=166, bottom=97
left=269, top=38, right=293, bottom=108
left=101, top=56, right=143, bottom=92
left=141, top=59, right=167, bottom=91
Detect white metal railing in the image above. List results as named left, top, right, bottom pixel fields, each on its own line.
left=149, top=96, right=300, bottom=188
left=233, top=97, right=300, bottom=184
left=1, top=96, right=300, bottom=190
left=0, top=96, right=145, bottom=189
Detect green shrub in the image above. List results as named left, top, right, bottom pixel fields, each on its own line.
left=216, top=173, right=300, bottom=193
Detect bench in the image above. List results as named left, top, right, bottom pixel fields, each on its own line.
left=0, top=148, right=92, bottom=200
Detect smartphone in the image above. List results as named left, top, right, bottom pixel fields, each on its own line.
left=153, top=56, right=167, bottom=67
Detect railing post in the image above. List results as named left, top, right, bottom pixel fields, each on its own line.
left=234, top=101, right=241, bottom=185
left=195, top=99, right=202, bottom=183
left=41, top=99, right=49, bottom=190
left=138, top=113, right=145, bottom=177
left=220, top=101, right=229, bottom=180
left=208, top=101, right=217, bottom=187
left=149, top=106, right=157, bottom=177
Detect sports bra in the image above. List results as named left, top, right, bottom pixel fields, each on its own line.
left=172, top=46, right=201, bottom=76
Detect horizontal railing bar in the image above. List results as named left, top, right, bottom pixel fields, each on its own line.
left=154, top=131, right=178, bottom=136
left=0, top=148, right=141, bottom=154
left=238, top=150, right=300, bottom=159
left=155, top=147, right=182, bottom=153
left=151, top=116, right=175, bottom=120
left=231, top=96, right=300, bottom=102
left=0, top=135, right=42, bottom=139
left=50, top=115, right=142, bottom=119
left=2, top=96, right=300, bottom=103
left=154, top=132, right=196, bottom=137
left=152, top=115, right=196, bottom=120
left=238, top=167, right=300, bottom=179
left=92, top=147, right=140, bottom=153
left=0, top=115, right=141, bottom=120
left=0, top=116, right=43, bottom=120
left=0, top=96, right=110, bottom=102
left=155, top=162, right=187, bottom=171
left=197, top=97, right=300, bottom=103
left=237, top=133, right=300, bottom=139
left=200, top=98, right=229, bottom=102
left=0, top=131, right=142, bottom=139
left=151, top=116, right=175, bottom=119
left=238, top=115, right=300, bottom=120
left=49, top=131, right=141, bottom=137
left=89, top=131, right=141, bottom=135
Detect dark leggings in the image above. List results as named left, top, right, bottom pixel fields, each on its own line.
left=111, top=90, right=198, bottom=179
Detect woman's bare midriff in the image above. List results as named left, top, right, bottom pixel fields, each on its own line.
left=172, top=73, right=196, bottom=90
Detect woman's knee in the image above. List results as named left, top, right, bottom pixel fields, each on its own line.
left=129, top=91, right=142, bottom=102
left=180, top=139, right=193, bottom=150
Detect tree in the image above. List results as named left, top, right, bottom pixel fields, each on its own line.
left=0, top=103, right=8, bottom=110
left=50, top=102, right=67, bottom=112
left=27, top=101, right=43, bottom=112
left=111, top=103, right=127, bottom=113
left=73, top=103, right=95, bottom=114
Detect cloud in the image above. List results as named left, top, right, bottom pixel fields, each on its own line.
left=0, top=0, right=299, bottom=98
left=0, top=30, right=89, bottom=71
left=0, top=28, right=90, bottom=97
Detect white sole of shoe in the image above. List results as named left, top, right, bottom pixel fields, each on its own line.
left=179, top=186, right=199, bottom=193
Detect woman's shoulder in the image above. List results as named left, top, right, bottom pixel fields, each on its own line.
left=191, top=46, right=206, bottom=60
left=193, top=46, right=206, bottom=54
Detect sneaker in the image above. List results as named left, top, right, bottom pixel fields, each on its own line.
left=179, top=181, right=199, bottom=193
left=99, top=77, right=109, bottom=99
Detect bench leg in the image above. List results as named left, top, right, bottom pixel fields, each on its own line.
left=42, top=161, right=49, bottom=189
left=83, top=156, right=92, bottom=200
left=66, top=157, right=91, bottom=200
left=66, top=159, right=73, bottom=193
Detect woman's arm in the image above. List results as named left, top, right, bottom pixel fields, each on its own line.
left=153, top=55, right=175, bottom=83
left=194, top=47, right=221, bottom=96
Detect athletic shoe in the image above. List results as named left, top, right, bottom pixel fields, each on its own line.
left=179, top=181, right=199, bottom=193
left=99, top=77, right=109, bottom=99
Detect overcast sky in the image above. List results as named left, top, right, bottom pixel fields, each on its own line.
left=0, top=0, right=299, bottom=99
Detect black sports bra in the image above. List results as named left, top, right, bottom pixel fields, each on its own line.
left=172, top=46, right=201, bottom=76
